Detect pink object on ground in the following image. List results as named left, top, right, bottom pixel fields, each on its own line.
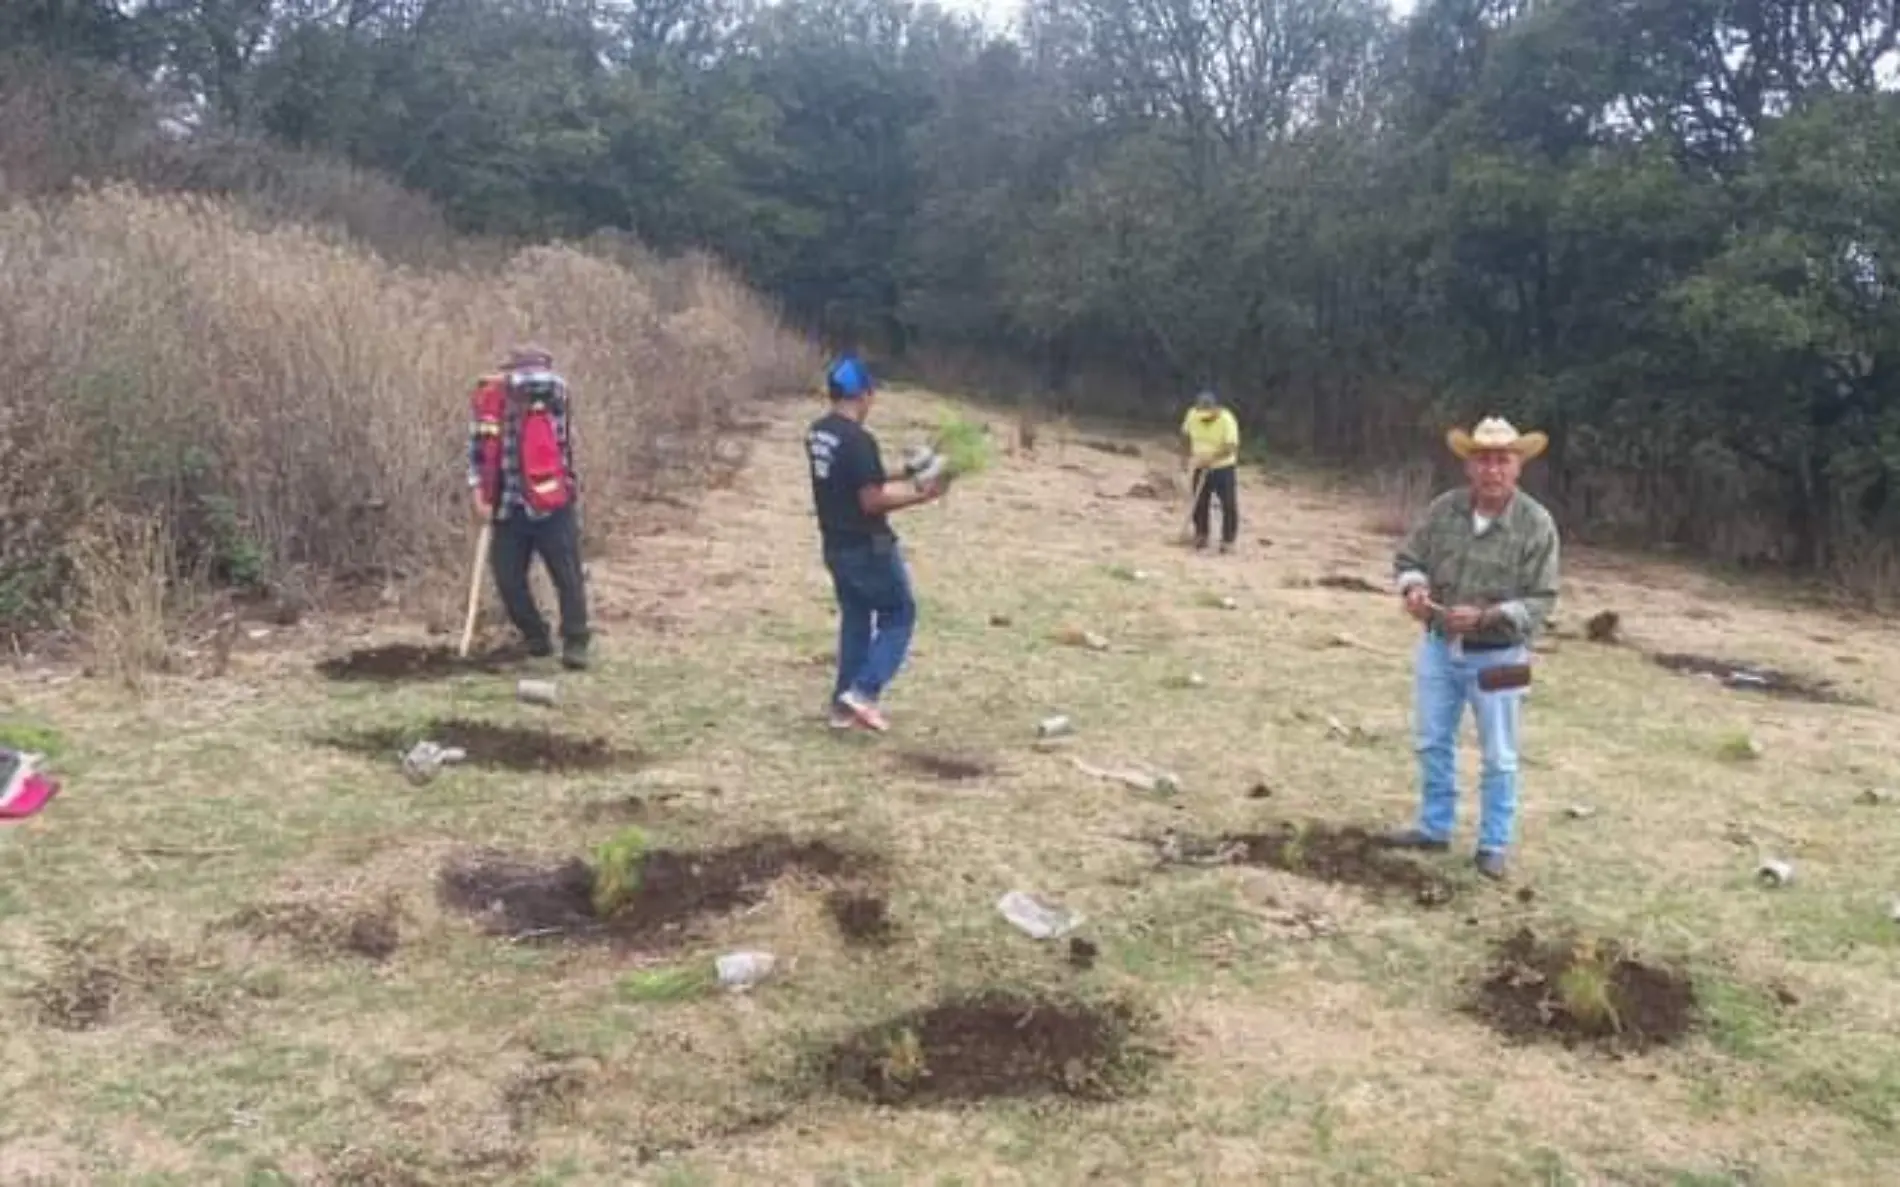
left=0, top=750, right=59, bottom=820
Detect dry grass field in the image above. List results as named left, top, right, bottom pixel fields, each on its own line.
left=3, top=387, right=1898, bottom=1186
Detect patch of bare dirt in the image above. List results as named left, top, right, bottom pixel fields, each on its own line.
left=322, top=718, right=643, bottom=774
left=825, top=890, right=896, bottom=946
left=1467, top=927, right=1696, bottom=1054
left=1314, top=575, right=1383, bottom=595
left=438, top=835, right=873, bottom=948
left=226, top=897, right=402, bottom=962
left=503, top=1062, right=590, bottom=1132
left=575, top=792, right=682, bottom=821
left=31, top=932, right=181, bottom=1032
left=822, top=991, right=1153, bottom=1106
left=322, top=1145, right=434, bottom=1187
left=316, top=643, right=512, bottom=683
left=1166, top=823, right=1455, bottom=906
left=896, top=749, right=997, bottom=781
left=1651, top=652, right=1861, bottom=705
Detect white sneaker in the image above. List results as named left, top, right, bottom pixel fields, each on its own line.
left=838, top=690, right=889, bottom=732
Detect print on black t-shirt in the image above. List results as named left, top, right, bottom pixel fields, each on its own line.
left=808, top=412, right=893, bottom=547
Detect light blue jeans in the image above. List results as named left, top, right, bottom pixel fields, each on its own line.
left=1413, top=633, right=1527, bottom=854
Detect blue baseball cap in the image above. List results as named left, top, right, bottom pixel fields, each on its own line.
left=827, top=356, right=875, bottom=401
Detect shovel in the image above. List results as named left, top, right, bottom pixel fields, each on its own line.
left=1180, top=466, right=1207, bottom=545
left=458, top=522, right=493, bottom=659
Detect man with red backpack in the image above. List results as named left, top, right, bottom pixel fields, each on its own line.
left=468, top=345, right=591, bottom=670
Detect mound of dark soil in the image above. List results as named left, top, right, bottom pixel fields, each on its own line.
left=1468, top=927, right=1695, bottom=1054
left=322, top=718, right=641, bottom=774
left=227, top=899, right=401, bottom=962
left=823, top=990, right=1151, bottom=1106
left=316, top=643, right=511, bottom=683
left=896, top=749, right=996, bottom=781
left=1651, top=652, right=1860, bottom=705
left=1220, top=823, right=1454, bottom=905
left=438, top=834, right=872, bottom=948
left=826, top=890, right=896, bottom=946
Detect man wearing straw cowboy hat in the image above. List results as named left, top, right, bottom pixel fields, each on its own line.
left=1382, top=417, right=1560, bottom=880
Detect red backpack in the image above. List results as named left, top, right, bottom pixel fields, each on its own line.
left=471, top=372, right=572, bottom=515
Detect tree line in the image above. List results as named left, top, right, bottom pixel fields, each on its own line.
left=9, top=0, right=1900, bottom=583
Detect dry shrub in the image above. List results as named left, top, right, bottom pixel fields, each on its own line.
left=1366, top=461, right=1438, bottom=537
left=68, top=509, right=177, bottom=689
left=0, top=185, right=813, bottom=636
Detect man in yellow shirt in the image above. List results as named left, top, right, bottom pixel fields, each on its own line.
left=1180, top=389, right=1241, bottom=552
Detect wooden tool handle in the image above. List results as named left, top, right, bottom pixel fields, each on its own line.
left=458, top=522, right=493, bottom=659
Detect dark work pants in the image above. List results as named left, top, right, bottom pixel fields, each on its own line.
left=1193, top=466, right=1239, bottom=546
left=490, top=506, right=590, bottom=647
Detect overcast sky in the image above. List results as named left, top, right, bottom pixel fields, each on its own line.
left=941, top=0, right=1417, bottom=33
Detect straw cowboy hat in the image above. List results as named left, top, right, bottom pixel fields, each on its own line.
left=1447, top=417, right=1548, bottom=461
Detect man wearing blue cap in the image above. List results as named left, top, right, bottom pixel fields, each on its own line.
left=806, top=352, right=948, bottom=732
left=1180, top=389, right=1241, bottom=552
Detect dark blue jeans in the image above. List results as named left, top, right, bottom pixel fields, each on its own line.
left=824, top=538, right=916, bottom=703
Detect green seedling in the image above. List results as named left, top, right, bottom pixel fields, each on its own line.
left=619, top=963, right=715, bottom=1003
left=1556, top=937, right=1624, bottom=1035
left=934, top=415, right=993, bottom=478
left=879, top=1026, right=928, bottom=1086
left=1716, top=732, right=1764, bottom=763
left=590, top=826, right=650, bottom=918
left=1279, top=821, right=1311, bottom=870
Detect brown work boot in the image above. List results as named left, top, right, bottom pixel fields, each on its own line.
left=1379, top=828, right=1451, bottom=853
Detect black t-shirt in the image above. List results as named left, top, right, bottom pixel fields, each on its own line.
left=807, top=411, right=892, bottom=547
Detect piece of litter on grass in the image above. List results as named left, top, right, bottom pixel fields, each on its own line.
left=401, top=741, right=461, bottom=785
left=1757, top=859, right=1795, bottom=888
left=1857, top=788, right=1896, bottom=806
left=1218, top=597, right=1238, bottom=610
left=714, top=951, right=777, bottom=991
left=1037, top=715, right=1074, bottom=739
left=1082, top=631, right=1111, bottom=651
left=1071, top=757, right=1181, bottom=796
left=1186, top=672, right=1206, bottom=688
left=1565, top=804, right=1596, bottom=820
left=517, top=679, right=560, bottom=707
left=997, top=890, right=1082, bottom=940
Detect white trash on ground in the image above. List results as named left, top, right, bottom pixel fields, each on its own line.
left=997, top=890, right=1082, bottom=940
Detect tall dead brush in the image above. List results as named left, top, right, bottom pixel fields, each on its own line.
left=68, top=509, right=176, bottom=689
left=1367, top=461, right=1438, bottom=538
left=0, top=185, right=813, bottom=637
